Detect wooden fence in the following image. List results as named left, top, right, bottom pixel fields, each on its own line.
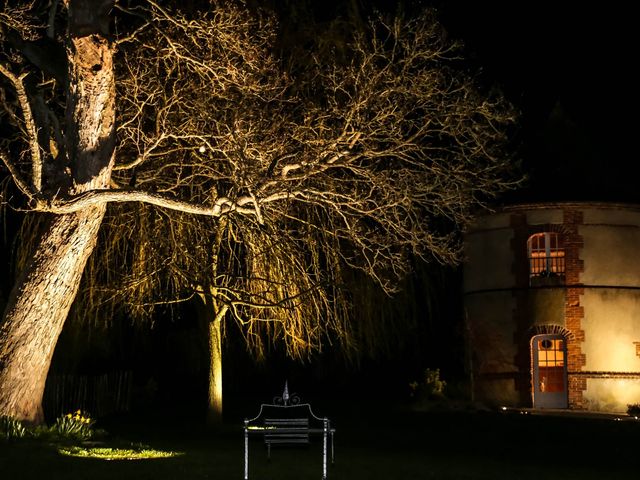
left=44, top=370, right=133, bottom=420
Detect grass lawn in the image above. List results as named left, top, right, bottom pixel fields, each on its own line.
left=2, top=408, right=640, bottom=479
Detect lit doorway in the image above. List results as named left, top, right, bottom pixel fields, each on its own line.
left=532, top=334, right=568, bottom=408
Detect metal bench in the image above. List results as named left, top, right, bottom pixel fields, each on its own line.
left=243, top=382, right=335, bottom=479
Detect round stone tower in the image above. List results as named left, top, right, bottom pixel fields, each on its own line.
left=464, top=202, right=640, bottom=412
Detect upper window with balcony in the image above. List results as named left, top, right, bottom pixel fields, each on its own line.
left=527, top=232, right=565, bottom=283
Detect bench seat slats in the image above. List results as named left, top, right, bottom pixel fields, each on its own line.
left=265, top=439, right=309, bottom=444
left=264, top=431, right=309, bottom=436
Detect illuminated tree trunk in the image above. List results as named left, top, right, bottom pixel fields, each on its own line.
left=0, top=209, right=106, bottom=423
left=208, top=315, right=223, bottom=423
left=198, top=291, right=228, bottom=425
left=0, top=3, right=115, bottom=423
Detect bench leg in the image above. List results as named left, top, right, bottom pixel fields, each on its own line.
left=244, top=420, right=249, bottom=480
left=322, top=418, right=328, bottom=480
left=331, top=431, right=335, bottom=465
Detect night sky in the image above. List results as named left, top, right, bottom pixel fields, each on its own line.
left=435, top=1, right=636, bottom=203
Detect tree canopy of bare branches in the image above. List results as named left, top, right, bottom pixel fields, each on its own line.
left=79, top=1, right=520, bottom=356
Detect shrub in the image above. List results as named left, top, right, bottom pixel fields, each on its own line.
left=409, top=368, right=447, bottom=401
left=627, top=404, right=640, bottom=416
left=423, top=368, right=446, bottom=397
left=0, top=416, right=28, bottom=440
left=1, top=410, right=99, bottom=443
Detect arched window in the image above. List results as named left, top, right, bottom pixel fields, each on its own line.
left=527, top=232, right=565, bottom=280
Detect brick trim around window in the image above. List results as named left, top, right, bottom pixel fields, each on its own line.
left=563, top=209, right=586, bottom=408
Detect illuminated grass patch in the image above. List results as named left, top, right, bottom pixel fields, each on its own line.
left=58, top=446, right=183, bottom=460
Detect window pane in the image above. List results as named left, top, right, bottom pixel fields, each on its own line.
left=528, top=232, right=565, bottom=278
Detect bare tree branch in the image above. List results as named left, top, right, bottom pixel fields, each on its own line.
left=38, top=187, right=259, bottom=217
left=0, top=63, right=42, bottom=192
left=0, top=150, right=37, bottom=201
left=0, top=1, right=42, bottom=41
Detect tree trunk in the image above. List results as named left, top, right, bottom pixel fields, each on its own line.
left=208, top=316, right=223, bottom=424
left=198, top=291, right=228, bottom=425
left=0, top=7, right=115, bottom=423
left=0, top=208, right=106, bottom=423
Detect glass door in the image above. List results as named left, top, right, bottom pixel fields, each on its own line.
left=532, top=334, right=568, bottom=408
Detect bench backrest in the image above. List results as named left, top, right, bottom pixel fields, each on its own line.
left=263, top=417, right=310, bottom=445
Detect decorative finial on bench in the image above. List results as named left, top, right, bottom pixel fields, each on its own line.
left=273, top=381, right=300, bottom=406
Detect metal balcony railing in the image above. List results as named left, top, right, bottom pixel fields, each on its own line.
left=529, top=255, right=565, bottom=278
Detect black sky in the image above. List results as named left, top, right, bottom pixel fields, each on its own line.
left=434, top=1, right=637, bottom=203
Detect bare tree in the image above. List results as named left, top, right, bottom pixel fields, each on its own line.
left=0, top=0, right=518, bottom=423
